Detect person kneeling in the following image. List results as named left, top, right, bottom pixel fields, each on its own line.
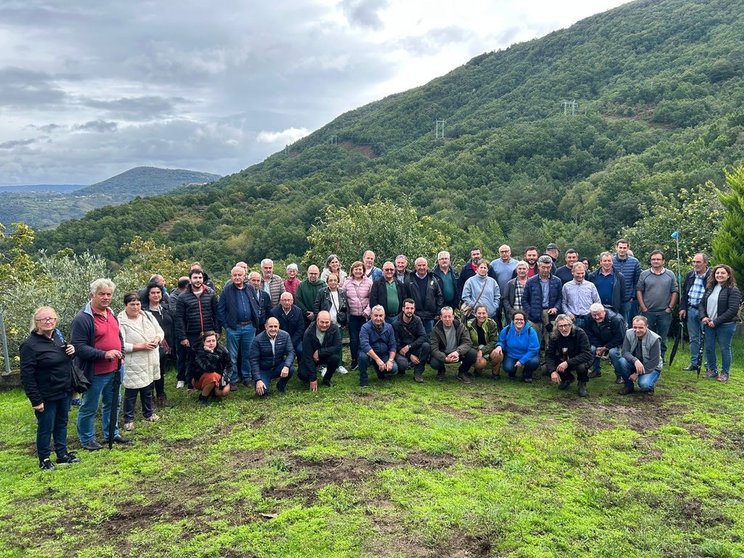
left=492, top=311, right=540, bottom=382
left=250, top=317, right=295, bottom=396
left=359, top=306, right=398, bottom=387
left=546, top=314, right=593, bottom=397
left=617, top=316, right=662, bottom=395
left=466, top=305, right=501, bottom=378
left=430, top=307, right=477, bottom=383
left=190, top=331, right=231, bottom=404
left=299, top=311, right=342, bottom=391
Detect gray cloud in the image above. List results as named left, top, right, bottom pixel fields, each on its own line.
left=0, top=67, right=68, bottom=107
left=0, top=138, right=36, bottom=149
left=340, top=0, right=390, bottom=30
left=80, top=96, right=186, bottom=120
left=72, top=120, right=118, bottom=133
left=396, top=26, right=471, bottom=55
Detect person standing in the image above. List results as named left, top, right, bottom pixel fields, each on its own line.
left=613, top=239, right=642, bottom=326
left=20, top=306, right=80, bottom=469
left=700, top=264, right=741, bottom=383
left=72, top=278, right=129, bottom=450
left=295, top=265, right=326, bottom=326
left=636, top=250, right=679, bottom=359
left=490, top=245, right=518, bottom=329
left=142, top=281, right=174, bottom=407
left=343, top=261, right=373, bottom=370
left=177, top=268, right=220, bottom=386
left=679, top=253, right=711, bottom=371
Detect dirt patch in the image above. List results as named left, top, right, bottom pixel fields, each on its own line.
left=433, top=404, right=478, bottom=420
left=340, top=141, right=376, bottom=158
left=434, top=532, right=495, bottom=558
left=556, top=398, right=682, bottom=433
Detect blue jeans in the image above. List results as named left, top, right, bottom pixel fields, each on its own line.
left=617, top=356, right=660, bottom=392
left=227, top=324, right=256, bottom=384
left=77, top=370, right=121, bottom=444
left=358, top=352, right=398, bottom=386
left=502, top=354, right=540, bottom=379
left=257, top=363, right=294, bottom=396
left=704, top=322, right=736, bottom=373
left=644, top=310, right=672, bottom=358
left=686, top=307, right=703, bottom=366
left=421, top=319, right=434, bottom=336
left=35, top=395, right=72, bottom=461
left=619, top=300, right=632, bottom=327
left=348, top=315, right=366, bottom=365
left=591, top=346, right=623, bottom=376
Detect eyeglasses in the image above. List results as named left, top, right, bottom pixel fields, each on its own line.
left=557, top=323, right=572, bottom=329
left=35, top=317, right=57, bottom=323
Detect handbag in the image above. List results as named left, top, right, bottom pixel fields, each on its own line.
left=70, top=362, right=91, bottom=393
left=461, top=277, right=489, bottom=318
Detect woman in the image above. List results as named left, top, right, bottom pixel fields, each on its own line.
left=461, top=259, right=500, bottom=320
left=190, top=331, right=232, bottom=404
left=284, top=263, right=300, bottom=301
left=466, top=304, right=501, bottom=377
left=314, top=273, right=350, bottom=374
left=700, top=264, right=741, bottom=383
left=118, top=292, right=164, bottom=431
left=493, top=310, right=541, bottom=382
left=142, top=281, right=174, bottom=407
left=20, top=306, right=79, bottom=470
left=342, top=261, right=372, bottom=370
left=321, top=254, right=348, bottom=285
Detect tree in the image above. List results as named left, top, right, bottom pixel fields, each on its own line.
left=713, top=166, right=744, bottom=282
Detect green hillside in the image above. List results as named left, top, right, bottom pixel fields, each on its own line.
left=37, top=0, right=744, bottom=271
left=1, top=167, right=220, bottom=229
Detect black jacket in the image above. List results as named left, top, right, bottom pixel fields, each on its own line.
left=189, top=344, right=231, bottom=382
left=299, top=322, right=342, bottom=381
left=404, top=273, right=443, bottom=321
left=392, top=314, right=428, bottom=354
left=680, top=268, right=712, bottom=311
left=217, top=282, right=261, bottom=331
left=175, top=287, right=220, bottom=342
left=270, top=304, right=305, bottom=349
left=699, top=285, right=742, bottom=326
left=20, top=331, right=74, bottom=407
left=588, top=268, right=626, bottom=312
left=586, top=309, right=625, bottom=349
left=369, top=278, right=407, bottom=317
left=313, top=287, right=349, bottom=326
left=249, top=330, right=295, bottom=381
left=545, top=327, right=593, bottom=371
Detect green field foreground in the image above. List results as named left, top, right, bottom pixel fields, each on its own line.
left=1, top=342, right=742, bottom=558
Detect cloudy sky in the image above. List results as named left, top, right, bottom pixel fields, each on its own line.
left=0, top=0, right=628, bottom=185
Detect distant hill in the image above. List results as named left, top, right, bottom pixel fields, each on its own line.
left=0, top=167, right=220, bottom=229
left=0, top=184, right=83, bottom=194
left=37, top=0, right=744, bottom=273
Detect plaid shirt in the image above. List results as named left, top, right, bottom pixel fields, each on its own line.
left=514, top=282, right=525, bottom=311
left=688, top=273, right=707, bottom=307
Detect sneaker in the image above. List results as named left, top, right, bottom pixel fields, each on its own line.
left=156, top=395, right=168, bottom=407
left=350, top=361, right=358, bottom=371
left=717, top=372, right=729, bottom=383
left=39, top=458, right=55, bottom=470
left=414, top=372, right=424, bottom=383
left=523, top=377, right=533, bottom=383
left=619, top=386, right=634, bottom=395
left=106, top=435, right=131, bottom=445
left=319, top=365, right=328, bottom=378
left=359, top=382, right=368, bottom=388
left=682, top=365, right=697, bottom=371
left=578, top=382, right=588, bottom=397
left=456, top=372, right=472, bottom=384
left=57, top=452, right=80, bottom=464
left=176, top=381, right=185, bottom=389
left=337, top=365, right=349, bottom=375
left=144, top=414, right=160, bottom=422
left=124, top=422, right=135, bottom=431
left=81, top=440, right=103, bottom=451
left=705, top=369, right=718, bottom=379
left=615, top=377, right=624, bottom=384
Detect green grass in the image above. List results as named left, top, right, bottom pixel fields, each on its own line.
left=1, top=341, right=743, bottom=558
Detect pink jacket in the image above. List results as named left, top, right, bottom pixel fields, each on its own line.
left=343, top=277, right=372, bottom=317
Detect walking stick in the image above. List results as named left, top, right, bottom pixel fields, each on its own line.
left=108, top=359, right=122, bottom=449
left=693, top=326, right=705, bottom=379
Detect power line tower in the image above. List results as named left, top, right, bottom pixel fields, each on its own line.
left=435, top=120, right=445, bottom=139
left=562, top=100, right=578, bottom=116
left=329, top=135, right=337, bottom=145
left=284, top=144, right=290, bottom=155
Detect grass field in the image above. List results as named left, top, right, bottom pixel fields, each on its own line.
left=1, top=340, right=742, bottom=558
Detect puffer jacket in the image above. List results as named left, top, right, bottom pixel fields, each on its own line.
left=118, top=310, right=164, bottom=389
left=343, top=277, right=373, bottom=317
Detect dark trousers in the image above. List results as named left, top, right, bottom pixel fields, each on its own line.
left=176, top=343, right=189, bottom=382
left=153, top=352, right=169, bottom=397
left=348, top=315, right=366, bottom=365
left=35, top=395, right=72, bottom=462
left=558, top=363, right=589, bottom=383
left=123, top=384, right=155, bottom=422
left=394, top=342, right=431, bottom=374
left=257, top=364, right=295, bottom=396
left=299, top=353, right=341, bottom=385
left=430, top=349, right=477, bottom=375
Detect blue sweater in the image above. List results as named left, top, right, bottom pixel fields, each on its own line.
left=496, top=323, right=540, bottom=363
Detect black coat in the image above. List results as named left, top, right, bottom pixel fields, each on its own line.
left=545, top=327, right=593, bottom=371
left=300, top=322, right=342, bottom=381
left=699, top=285, right=742, bottom=326
left=313, top=287, right=349, bottom=326
left=403, top=273, right=443, bottom=321
left=175, top=288, right=220, bottom=342
left=20, top=331, right=73, bottom=407
left=189, top=344, right=231, bottom=382
left=586, top=309, right=625, bottom=349
left=392, top=314, right=428, bottom=354
left=369, top=278, right=407, bottom=317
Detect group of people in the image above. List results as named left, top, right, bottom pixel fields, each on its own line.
left=20, top=241, right=740, bottom=469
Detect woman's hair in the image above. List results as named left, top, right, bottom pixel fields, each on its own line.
left=473, top=304, right=488, bottom=316
left=707, top=264, right=737, bottom=289
left=349, top=260, right=364, bottom=274
left=512, top=310, right=527, bottom=323
left=29, top=306, right=59, bottom=333
left=146, top=282, right=163, bottom=298
left=325, top=254, right=340, bottom=268
left=201, top=330, right=219, bottom=343
left=123, top=291, right=140, bottom=305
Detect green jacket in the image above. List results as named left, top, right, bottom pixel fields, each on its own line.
left=466, top=318, right=499, bottom=354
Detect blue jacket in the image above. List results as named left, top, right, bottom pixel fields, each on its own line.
left=612, top=255, right=641, bottom=303
left=249, top=330, right=295, bottom=381
left=522, top=275, right=563, bottom=324
left=218, top=282, right=261, bottom=330
left=269, top=304, right=305, bottom=350
left=588, top=268, right=626, bottom=312
left=360, top=320, right=397, bottom=357
left=496, top=323, right=540, bottom=363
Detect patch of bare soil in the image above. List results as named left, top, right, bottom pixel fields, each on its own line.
left=556, top=396, right=683, bottom=433
left=340, top=141, right=376, bottom=158
left=433, top=404, right=478, bottom=419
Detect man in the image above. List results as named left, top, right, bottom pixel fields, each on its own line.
left=458, top=247, right=498, bottom=295
left=636, top=250, right=678, bottom=359
left=502, top=261, right=529, bottom=322
left=546, top=314, right=593, bottom=397
left=613, top=239, right=642, bottom=326
left=589, top=252, right=626, bottom=313
left=370, top=261, right=406, bottom=323
left=295, top=265, right=326, bottom=325
left=217, top=266, right=261, bottom=389
left=270, top=292, right=305, bottom=361
left=250, top=317, right=295, bottom=396
left=358, top=306, right=398, bottom=387
left=190, top=262, right=215, bottom=292
left=404, top=257, right=444, bottom=334
left=249, top=271, right=274, bottom=331
left=490, top=245, right=518, bottom=328
left=72, top=278, right=129, bottom=450
left=432, top=250, right=459, bottom=309
left=394, top=255, right=412, bottom=285
left=363, top=250, right=383, bottom=282
left=617, top=315, right=662, bottom=395
left=392, top=299, right=431, bottom=383
left=545, top=243, right=560, bottom=267
left=586, top=303, right=626, bottom=381
left=298, top=311, right=342, bottom=391
left=512, top=246, right=540, bottom=279
left=561, top=262, right=600, bottom=331
left=555, top=249, right=579, bottom=285
left=260, top=258, right=285, bottom=306
left=679, top=253, right=711, bottom=371
left=430, top=306, right=477, bottom=383
left=522, top=255, right=563, bottom=348
left=169, top=275, right=191, bottom=388
left=175, top=268, right=220, bottom=384
left=168, top=276, right=191, bottom=314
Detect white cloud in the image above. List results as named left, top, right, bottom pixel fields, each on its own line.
left=256, top=127, right=311, bottom=145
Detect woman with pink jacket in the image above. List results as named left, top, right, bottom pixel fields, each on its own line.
left=342, top=260, right=372, bottom=370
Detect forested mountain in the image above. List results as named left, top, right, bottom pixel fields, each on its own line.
left=1, top=167, right=220, bottom=229
left=36, top=0, right=744, bottom=272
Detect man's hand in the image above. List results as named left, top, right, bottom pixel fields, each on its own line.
left=306, top=312, right=315, bottom=321
left=550, top=371, right=560, bottom=384
left=629, top=372, right=639, bottom=382
left=104, top=349, right=122, bottom=361
left=33, top=402, right=44, bottom=412
left=634, top=360, right=645, bottom=374
left=596, top=347, right=607, bottom=357
left=410, top=354, right=420, bottom=365
left=494, top=346, right=503, bottom=357
left=557, top=361, right=568, bottom=373
left=548, top=308, right=557, bottom=316
left=255, top=380, right=266, bottom=396
left=385, top=359, right=394, bottom=373
left=313, top=350, right=320, bottom=362
left=399, top=345, right=410, bottom=356
left=445, top=351, right=460, bottom=363
left=309, top=380, right=318, bottom=392
left=280, top=366, right=289, bottom=378
left=679, top=309, right=687, bottom=320
left=64, top=344, right=75, bottom=356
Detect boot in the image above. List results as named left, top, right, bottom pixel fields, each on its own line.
left=578, top=381, right=587, bottom=397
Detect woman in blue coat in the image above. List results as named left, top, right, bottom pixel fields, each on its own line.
left=493, top=310, right=540, bottom=382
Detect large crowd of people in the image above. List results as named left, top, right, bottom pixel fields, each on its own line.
left=19, top=241, right=741, bottom=469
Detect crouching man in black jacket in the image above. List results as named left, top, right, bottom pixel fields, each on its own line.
left=298, top=311, right=342, bottom=391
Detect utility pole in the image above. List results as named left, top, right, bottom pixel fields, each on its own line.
left=562, top=100, right=578, bottom=116
left=435, top=120, right=445, bottom=139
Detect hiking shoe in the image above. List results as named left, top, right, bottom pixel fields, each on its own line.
left=523, top=377, right=533, bottom=383
left=39, top=458, right=55, bottom=470
left=176, top=381, right=185, bottom=389
left=156, top=395, right=169, bottom=407
left=414, top=372, right=424, bottom=383
left=124, top=422, right=135, bottom=431
left=717, top=372, right=729, bottom=383
left=144, top=414, right=160, bottom=422
left=350, top=361, right=358, bottom=371
left=619, top=385, right=634, bottom=395
left=337, top=365, right=349, bottom=375
left=578, top=382, right=588, bottom=397
left=198, top=395, right=210, bottom=405
left=319, top=365, right=328, bottom=378
left=457, top=372, right=472, bottom=384
left=705, top=369, right=718, bottom=379
left=557, top=380, right=571, bottom=390
left=682, top=365, right=697, bottom=371
left=107, top=435, right=131, bottom=445
left=81, top=440, right=103, bottom=451
left=587, top=370, right=601, bottom=379
left=57, top=453, right=80, bottom=465
left=436, top=370, right=446, bottom=381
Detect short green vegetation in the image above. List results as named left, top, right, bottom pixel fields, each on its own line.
left=1, top=343, right=742, bottom=557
